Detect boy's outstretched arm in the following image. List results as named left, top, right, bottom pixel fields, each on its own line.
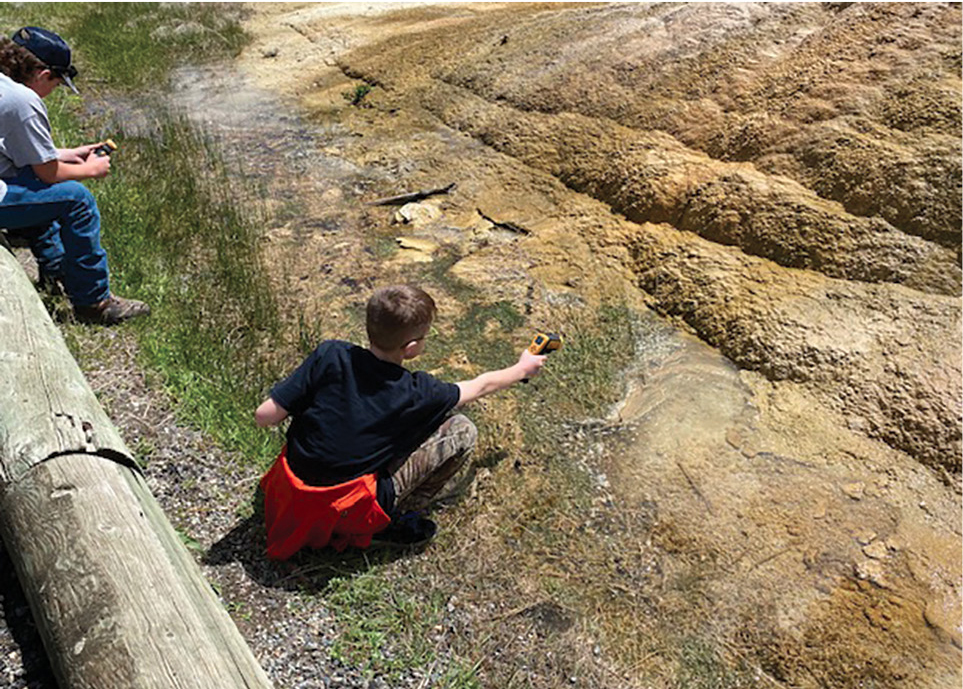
left=455, top=348, right=546, bottom=408
left=255, top=397, right=289, bottom=427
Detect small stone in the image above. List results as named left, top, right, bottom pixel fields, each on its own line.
left=924, top=598, right=963, bottom=649
left=854, top=559, right=891, bottom=588
left=855, top=530, right=876, bottom=545
left=261, top=46, right=279, bottom=58
left=393, top=202, right=441, bottom=226
left=863, top=541, right=888, bottom=560
left=395, top=236, right=439, bottom=254
left=842, top=482, right=865, bottom=500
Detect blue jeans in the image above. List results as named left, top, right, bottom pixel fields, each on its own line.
left=0, top=170, right=110, bottom=306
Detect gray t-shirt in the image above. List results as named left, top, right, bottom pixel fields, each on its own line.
left=0, top=72, right=58, bottom=200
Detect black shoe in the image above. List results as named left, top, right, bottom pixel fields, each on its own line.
left=371, top=512, right=437, bottom=547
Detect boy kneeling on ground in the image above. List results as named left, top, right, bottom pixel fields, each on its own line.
left=256, top=285, right=546, bottom=559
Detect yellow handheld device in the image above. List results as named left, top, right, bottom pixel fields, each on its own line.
left=94, top=139, right=117, bottom=157
left=522, top=332, right=561, bottom=383
left=529, top=332, right=563, bottom=356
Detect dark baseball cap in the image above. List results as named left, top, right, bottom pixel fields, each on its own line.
left=11, top=26, right=79, bottom=94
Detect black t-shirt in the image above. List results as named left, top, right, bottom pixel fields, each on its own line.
left=271, top=341, right=460, bottom=507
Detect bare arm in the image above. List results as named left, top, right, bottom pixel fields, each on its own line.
left=456, top=348, right=546, bottom=408
left=57, top=143, right=101, bottom=164
left=255, top=397, right=289, bottom=427
left=32, top=153, right=110, bottom=184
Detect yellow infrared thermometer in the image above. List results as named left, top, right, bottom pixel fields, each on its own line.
left=529, top=332, right=563, bottom=356
left=523, top=332, right=562, bottom=383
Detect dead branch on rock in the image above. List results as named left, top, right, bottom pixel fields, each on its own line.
left=477, top=209, right=531, bottom=235
left=676, top=460, right=714, bottom=515
left=368, top=182, right=456, bottom=206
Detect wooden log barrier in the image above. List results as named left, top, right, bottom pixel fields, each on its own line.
left=0, top=247, right=273, bottom=688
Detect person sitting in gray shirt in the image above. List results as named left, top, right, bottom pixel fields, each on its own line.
left=0, top=26, right=148, bottom=325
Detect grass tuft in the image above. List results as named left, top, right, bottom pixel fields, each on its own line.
left=325, top=563, right=442, bottom=679
left=343, top=83, right=373, bottom=106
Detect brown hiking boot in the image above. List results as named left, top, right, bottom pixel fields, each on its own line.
left=75, top=295, right=150, bottom=325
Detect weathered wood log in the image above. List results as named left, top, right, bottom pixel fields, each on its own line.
left=0, top=248, right=272, bottom=687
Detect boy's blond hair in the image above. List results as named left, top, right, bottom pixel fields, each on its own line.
left=366, top=285, right=436, bottom=350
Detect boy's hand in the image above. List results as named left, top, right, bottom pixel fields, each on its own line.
left=517, top=348, right=547, bottom=379
left=84, top=153, right=111, bottom=178
left=73, top=143, right=103, bottom=160
left=58, top=144, right=99, bottom=163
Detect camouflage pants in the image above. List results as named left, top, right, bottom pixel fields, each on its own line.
left=387, top=414, right=477, bottom=512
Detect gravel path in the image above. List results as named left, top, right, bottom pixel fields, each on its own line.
left=0, top=324, right=428, bottom=689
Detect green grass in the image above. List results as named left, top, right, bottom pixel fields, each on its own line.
left=0, top=3, right=248, bottom=92
left=94, top=112, right=283, bottom=460
left=674, top=636, right=757, bottom=689
left=3, top=6, right=277, bottom=462
left=326, top=565, right=439, bottom=675
left=519, top=303, right=637, bottom=428
left=325, top=562, right=482, bottom=688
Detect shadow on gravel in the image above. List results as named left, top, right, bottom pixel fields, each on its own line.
left=204, top=494, right=417, bottom=594
left=0, top=545, right=57, bottom=689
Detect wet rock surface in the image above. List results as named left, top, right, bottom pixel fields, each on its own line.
left=335, top=1, right=962, bottom=472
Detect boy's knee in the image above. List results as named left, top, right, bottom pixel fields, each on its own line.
left=449, top=414, right=478, bottom=449
left=57, top=181, right=99, bottom=213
